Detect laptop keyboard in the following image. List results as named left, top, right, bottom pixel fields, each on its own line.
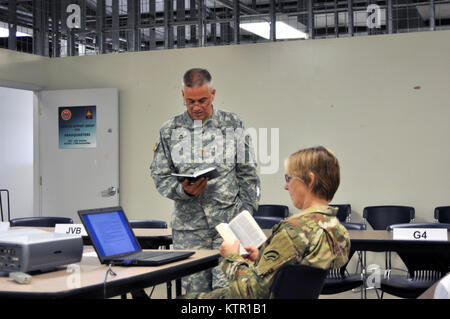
left=129, top=251, right=180, bottom=260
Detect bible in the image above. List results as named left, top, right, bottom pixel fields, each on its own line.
left=171, top=167, right=219, bottom=183
left=216, top=210, right=267, bottom=256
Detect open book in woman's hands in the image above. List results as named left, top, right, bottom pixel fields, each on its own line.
left=216, top=210, right=267, bottom=255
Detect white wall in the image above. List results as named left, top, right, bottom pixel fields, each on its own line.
left=0, top=87, right=34, bottom=219
left=0, top=31, right=450, bottom=226
left=43, top=30, right=450, bottom=224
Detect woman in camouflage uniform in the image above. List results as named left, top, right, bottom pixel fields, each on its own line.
left=184, top=146, right=351, bottom=299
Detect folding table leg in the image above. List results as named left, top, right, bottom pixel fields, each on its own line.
left=167, top=281, right=172, bottom=299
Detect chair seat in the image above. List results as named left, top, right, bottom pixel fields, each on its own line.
left=380, top=275, right=439, bottom=299
left=321, top=274, right=363, bottom=294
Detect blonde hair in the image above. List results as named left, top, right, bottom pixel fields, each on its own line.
left=285, top=146, right=340, bottom=201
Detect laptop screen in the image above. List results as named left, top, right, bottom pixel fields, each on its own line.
left=81, top=209, right=140, bottom=258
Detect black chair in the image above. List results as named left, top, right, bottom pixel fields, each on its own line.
left=363, top=205, right=415, bottom=271
left=0, top=189, right=11, bottom=222
left=341, top=222, right=366, bottom=231
left=129, top=219, right=170, bottom=249
left=254, top=216, right=283, bottom=229
left=129, top=219, right=167, bottom=228
left=434, top=206, right=450, bottom=223
left=128, top=219, right=170, bottom=299
left=363, top=205, right=415, bottom=231
left=270, top=264, right=328, bottom=299
left=9, top=216, right=73, bottom=227
left=255, top=205, right=289, bottom=218
left=380, top=223, right=450, bottom=299
left=321, top=222, right=366, bottom=298
left=330, top=204, right=351, bottom=222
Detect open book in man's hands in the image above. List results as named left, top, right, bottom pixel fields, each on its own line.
left=171, top=167, right=219, bottom=184
left=216, top=210, right=267, bottom=256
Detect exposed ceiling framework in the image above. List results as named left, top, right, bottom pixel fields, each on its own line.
left=0, top=0, right=449, bottom=57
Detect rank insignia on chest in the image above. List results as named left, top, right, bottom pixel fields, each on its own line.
left=263, top=250, right=280, bottom=261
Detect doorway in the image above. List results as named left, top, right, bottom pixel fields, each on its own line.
left=0, top=86, right=36, bottom=220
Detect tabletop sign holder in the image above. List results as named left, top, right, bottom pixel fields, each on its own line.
left=0, top=222, right=10, bottom=232
left=54, top=224, right=87, bottom=236
left=393, top=228, right=448, bottom=241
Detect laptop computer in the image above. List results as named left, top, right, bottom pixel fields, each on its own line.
left=78, top=206, right=194, bottom=266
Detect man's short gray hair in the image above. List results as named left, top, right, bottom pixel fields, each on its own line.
left=182, top=68, right=213, bottom=90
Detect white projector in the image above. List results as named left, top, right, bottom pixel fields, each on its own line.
left=0, top=229, right=83, bottom=274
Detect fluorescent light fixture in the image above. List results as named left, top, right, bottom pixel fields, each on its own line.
left=0, top=26, right=31, bottom=38
left=240, top=21, right=308, bottom=40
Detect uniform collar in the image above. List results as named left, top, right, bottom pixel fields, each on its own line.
left=290, top=205, right=338, bottom=218
left=183, top=107, right=218, bottom=127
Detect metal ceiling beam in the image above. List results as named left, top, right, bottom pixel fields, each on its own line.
left=33, top=0, right=49, bottom=56
left=164, top=0, right=174, bottom=49
left=307, top=0, right=314, bottom=39
left=386, top=0, right=392, bottom=34
left=177, top=0, right=186, bottom=48
left=96, top=0, right=105, bottom=54
left=348, top=0, right=353, bottom=36
left=430, top=0, right=436, bottom=30
left=214, top=0, right=258, bottom=15
left=127, top=0, right=140, bottom=51
left=270, top=0, right=275, bottom=41
left=198, top=0, right=205, bottom=46
left=149, top=0, right=156, bottom=50
left=51, top=0, right=60, bottom=57
left=8, top=0, right=16, bottom=50
left=233, top=0, right=240, bottom=44
left=112, top=0, right=119, bottom=51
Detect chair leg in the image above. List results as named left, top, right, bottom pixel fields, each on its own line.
left=374, top=288, right=382, bottom=299
left=176, top=278, right=182, bottom=297
left=167, top=281, right=172, bottom=299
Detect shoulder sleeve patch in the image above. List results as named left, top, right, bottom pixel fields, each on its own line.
left=153, top=140, right=160, bottom=152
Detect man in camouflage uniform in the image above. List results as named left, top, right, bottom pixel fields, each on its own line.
left=150, top=68, right=260, bottom=293
left=185, top=205, right=350, bottom=298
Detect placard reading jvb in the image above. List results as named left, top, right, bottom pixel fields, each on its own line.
left=59, top=106, right=96, bottom=149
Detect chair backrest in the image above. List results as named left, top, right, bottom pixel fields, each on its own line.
left=330, top=204, right=351, bottom=222
left=255, top=205, right=289, bottom=218
left=387, top=222, right=450, bottom=231
left=129, top=219, right=169, bottom=250
left=254, top=216, right=283, bottom=229
left=434, top=206, right=450, bottom=223
left=341, top=222, right=366, bottom=231
left=387, top=223, right=450, bottom=276
left=9, top=216, right=73, bottom=227
left=363, top=205, right=415, bottom=230
left=129, top=220, right=168, bottom=229
left=270, top=264, right=327, bottom=299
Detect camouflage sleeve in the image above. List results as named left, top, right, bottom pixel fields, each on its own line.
left=150, top=131, right=192, bottom=201
left=220, top=253, right=270, bottom=298
left=217, top=225, right=302, bottom=298
left=221, top=253, right=252, bottom=281
left=235, top=124, right=261, bottom=214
